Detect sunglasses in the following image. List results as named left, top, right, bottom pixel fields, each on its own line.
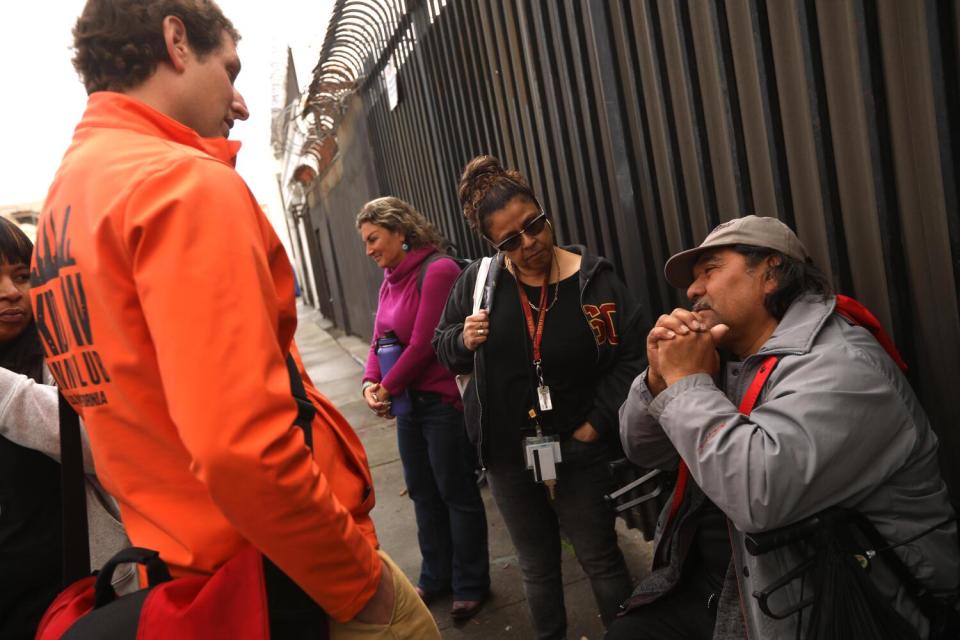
left=486, top=213, right=549, bottom=252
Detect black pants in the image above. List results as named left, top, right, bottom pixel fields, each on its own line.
left=487, top=438, right=633, bottom=640
left=604, top=569, right=719, bottom=640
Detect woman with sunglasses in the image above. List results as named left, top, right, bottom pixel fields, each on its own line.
left=433, top=156, right=644, bottom=639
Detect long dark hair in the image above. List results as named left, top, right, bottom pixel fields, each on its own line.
left=731, top=244, right=833, bottom=320
left=0, top=219, right=43, bottom=383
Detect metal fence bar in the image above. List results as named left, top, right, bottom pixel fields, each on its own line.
left=292, top=0, right=960, bottom=494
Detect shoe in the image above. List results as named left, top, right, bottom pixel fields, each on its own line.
left=450, top=593, right=488, bottom=623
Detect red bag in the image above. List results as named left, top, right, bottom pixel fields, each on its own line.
left=36, top=546, right=269, bottom=640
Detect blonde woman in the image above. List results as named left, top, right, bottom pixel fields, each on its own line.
left=357, top=197, right=490, bottom=622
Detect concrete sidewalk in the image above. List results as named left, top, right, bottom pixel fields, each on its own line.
left=294, top=303, right=652, bottom=639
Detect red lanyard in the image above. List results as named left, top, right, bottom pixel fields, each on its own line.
left=516, top=280, right=549, bottom=364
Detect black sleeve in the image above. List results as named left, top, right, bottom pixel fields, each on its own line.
left=432, top=260, right=479, bottom=375
left=586, top=274, right=647, bottom=441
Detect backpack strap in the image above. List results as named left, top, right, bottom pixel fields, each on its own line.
left=739, top=356, right=780, bottom=416
left=472, top=257, right=493, bottom=314
left=834, top=294, right=908, bottom=372
left=59, top=393, right=91, bottom=585
left=285, top=354, right=315, bottom=448
left=416, top=253, right=448, bottom=293
left=262, top=355, right=326, bottom=633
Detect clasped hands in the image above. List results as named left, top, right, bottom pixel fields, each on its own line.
left=363, top=382, right=394, bottom=419
left=646, top=309, right=729, bottom=397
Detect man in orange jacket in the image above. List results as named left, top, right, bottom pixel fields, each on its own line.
left=31, top=1, right=438, bottom=637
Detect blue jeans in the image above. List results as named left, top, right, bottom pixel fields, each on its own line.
left=487, top=438, right=633, bottom=640
left=396, top=392, right=490, bottom=600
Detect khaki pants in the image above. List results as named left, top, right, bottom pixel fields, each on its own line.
left=329, top=551, right=440, bottom=640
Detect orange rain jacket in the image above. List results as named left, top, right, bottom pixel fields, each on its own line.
left=30, top=92, right=382, bottom=622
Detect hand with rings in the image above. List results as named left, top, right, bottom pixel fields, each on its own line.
left=463, top=309, right=490, bottom=352
left=363, top=382, right=394, bottom=419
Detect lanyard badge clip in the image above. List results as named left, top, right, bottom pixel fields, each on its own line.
left=534, top=360, right=552, bottom=411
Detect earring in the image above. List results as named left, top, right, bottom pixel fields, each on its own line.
left=402, top=242, right=410, bottom=251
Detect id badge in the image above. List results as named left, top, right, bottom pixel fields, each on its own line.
left=537, top=385, right=553, bottom=411
left=524, top=435, right=561, bottom=482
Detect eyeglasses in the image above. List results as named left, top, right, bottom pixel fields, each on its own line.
left=486, top=213, right=549, bottom=252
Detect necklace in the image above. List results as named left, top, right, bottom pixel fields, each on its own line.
left=519, top=249, right=560, bottom=313
left=528, top=283, right=558, bottom=312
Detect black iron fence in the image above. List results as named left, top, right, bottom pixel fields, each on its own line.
left=294, top=0, right=960, bottom=493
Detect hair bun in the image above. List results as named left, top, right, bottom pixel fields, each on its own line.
left=460, top=155, right=499, bottom=196
left=459, top=155, right=504, bottom=230
left=458, top=155, right=536, bottom=234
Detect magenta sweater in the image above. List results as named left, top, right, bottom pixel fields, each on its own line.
left=363, top=247, right=463, bottom=410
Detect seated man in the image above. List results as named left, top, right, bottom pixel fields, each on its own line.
left=609, top=215, right=958, bottom=639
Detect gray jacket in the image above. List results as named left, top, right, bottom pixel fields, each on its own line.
left=620, top=294, right=958, bottom=638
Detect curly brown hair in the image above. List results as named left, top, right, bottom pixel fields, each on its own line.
left=457, top=155, right=539, bottom=236
left=72, top=0, right=240, bottom=94
left=356, top=197, right=449, bottom=252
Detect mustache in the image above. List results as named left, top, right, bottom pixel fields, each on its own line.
left=691, top=300, right=711, bottom=313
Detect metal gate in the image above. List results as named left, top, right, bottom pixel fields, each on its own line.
left=297, top=0, right=960, bottom=493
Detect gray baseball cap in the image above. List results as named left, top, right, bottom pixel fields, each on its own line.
left=664, top=215, right=809, bottom=289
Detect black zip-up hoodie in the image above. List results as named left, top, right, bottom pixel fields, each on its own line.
left=432, top=245, right=646, bottom=467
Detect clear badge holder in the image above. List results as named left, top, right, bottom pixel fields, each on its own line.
left=524, top=409, right=561, bottom=499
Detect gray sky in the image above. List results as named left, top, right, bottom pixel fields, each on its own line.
left=0, top=0, right=332, bottom=247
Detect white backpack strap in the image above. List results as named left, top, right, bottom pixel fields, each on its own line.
left=471, top=257, right=492, bottom=314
